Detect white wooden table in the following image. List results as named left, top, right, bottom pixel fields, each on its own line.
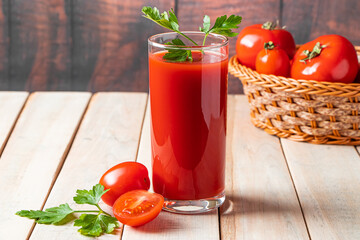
left=0, top=92, right=359, bottom=240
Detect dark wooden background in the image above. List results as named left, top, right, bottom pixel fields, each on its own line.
left=0, top=0, right=359, bottom=93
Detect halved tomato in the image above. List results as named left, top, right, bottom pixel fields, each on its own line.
left=113, top=190, right=164, bottom=227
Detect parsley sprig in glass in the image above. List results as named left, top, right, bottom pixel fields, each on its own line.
left=142, top=6, right=242, bottom=62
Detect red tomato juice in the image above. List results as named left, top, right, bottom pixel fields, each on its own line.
left=149, top=51, right=228, bottom=200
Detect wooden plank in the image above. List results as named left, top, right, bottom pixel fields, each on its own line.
left=122, top=100, right=220, bottom=240
left=220, top=95, right=309, bottom=240
left=0, top=0, right=9, bottom=89
left=282, top=0, right=360, bottom=45
left=282, top=139, right=360, bottom=239
left=177, top=0, right=281, bottom=94
left=10, top=0, right=71, bottom=91
left=0, top=92, right=90, bottom=239
left=30, top=92, right=148, bottom=239
left=0, top=92, right=28, bottom=153
left=71, top=0, right=174, bottom=92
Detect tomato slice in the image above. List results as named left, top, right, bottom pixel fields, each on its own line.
left=113, top=190, right=164, bottom=227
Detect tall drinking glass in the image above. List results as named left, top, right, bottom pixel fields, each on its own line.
left=148, top=32, right=228, bottom=214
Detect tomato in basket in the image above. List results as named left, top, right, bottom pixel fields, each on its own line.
left=255, top=41, right=290, bottom=77
left=236, top=21, right=296, bottom=69
left=291, top=35, right=358, bottom=83
left=355, top=64, right=360, bottom=83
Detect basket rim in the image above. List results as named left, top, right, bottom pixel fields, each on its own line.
left=229, top=46, right=360, bottom=97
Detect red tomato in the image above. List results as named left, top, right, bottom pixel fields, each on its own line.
left=113, top=190, right=164, bottom=227
left=291, top=35, right=358, bottom=83
left=255, top=41, right=290, bottom=77
left=236, top=21, right=296, bottom=69
left=99, top=162, right=150, bottom=206
left=355, top=64, right=360, bottom=83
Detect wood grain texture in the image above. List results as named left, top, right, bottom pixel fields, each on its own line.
left=0, top=0, right=9, bottom=89
left=0, top=91, right=28, bottom=153
left=282, top=0, right=360, bottom=45
left=0, top=92, right=90, bottom=239
left=177, top=0, right=281, bottom=94
left=122, top=100, right=221, bottom=240
left=10, top=0, right=71, bottom=91
left=281, top=140, right=360, bottom=240
left=30, top=92, right=148, bottom=239
left=71, top=0, right=175, bottom=92
left=220, top=95, right=309, bottom=240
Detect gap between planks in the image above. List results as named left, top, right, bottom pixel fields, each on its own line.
left=30, top=92, right=148, bottom=240
left=122, top=99, right=221, bottom=240
left=0, top=92, right=29, bottom=157
left=26, top=93, right=93, bottom=240
left=278, top=139, right=312, bottom=240
left=281, top=139, right=360, bottom=240
left=0, top=92, right=91, bottom=240
left=220, top=95, right=309, bottom=240
left=119, top=94, right=149, bottom=240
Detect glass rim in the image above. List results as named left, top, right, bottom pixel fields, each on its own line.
left=148, top=31, right=229, bottom=50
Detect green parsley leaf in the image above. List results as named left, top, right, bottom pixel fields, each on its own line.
left=143, top=6, right=242, bottom=62
left=16, top=184, right=120, bottom=237
left=200, top=14, right=242, bottom=45
left=16, top=203, right=74, bottom=225
left=73, top=183, right=108, bottom=206
left=210, top=15, right=242, bottom=36
left=163, top=39, right=193, bottom=62
left=167, top=38, right=185, bottom=46
left=142, top=6, right=201, bottom=62
left=142, top=6, right=179, bottom=32
left=74, top=214, right=119, bottom=237
left=199, top=15, right=211, bottom=33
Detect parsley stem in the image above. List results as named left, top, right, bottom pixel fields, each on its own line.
left=177, top=31, right=198, bottom=46
left=74, top=210, right=100, bottom=213
left=73, top=209, right=112, bottom=217
left=96, top=204, right=112, bottom=217
left=202, top=32, right=210, bottom=46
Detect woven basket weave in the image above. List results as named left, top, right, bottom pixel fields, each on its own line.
left=229, top=46, right=360, bottom=145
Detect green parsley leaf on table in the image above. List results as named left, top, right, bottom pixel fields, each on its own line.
left=163, top=39, right=193, bottom=62
left=74, top=214, right=119, bottom=237
left=16, top=184, right=119, bottom=237
left=16, top=203, right=74, bottom=225
left=73, top=183, right=108, bottom=206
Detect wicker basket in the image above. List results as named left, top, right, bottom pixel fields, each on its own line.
left=229, top=47, right=360, bottom=145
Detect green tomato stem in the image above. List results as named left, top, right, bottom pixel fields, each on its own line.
left=300, top=42, right=326, bottom=63
left=262, top=21, right=277, bottom=30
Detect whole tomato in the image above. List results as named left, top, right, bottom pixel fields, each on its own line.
left=99, top=162, right=150, bottom=206
left=236, top=21, right=296, bottom=69
left=291, top=35, right=358, bottom=83
left=255, top=41, right=290, bottom=77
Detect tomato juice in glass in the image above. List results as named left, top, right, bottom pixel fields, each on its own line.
left=148, top=32, right=228, bottom=214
